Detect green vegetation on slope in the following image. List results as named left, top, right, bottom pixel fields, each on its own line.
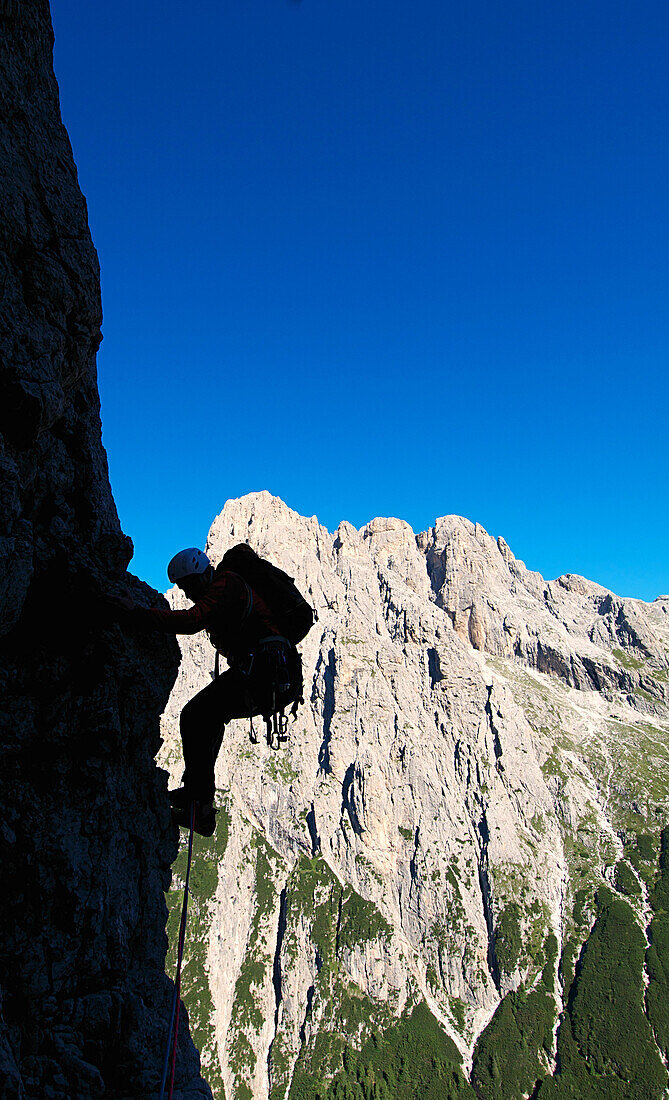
left=646, top=825, right=669, bottom=1059
left=166, top=808, right=230, bottom=1098
left=613, top=859, right=641, bottom=898
left=228, top=833, right=283, bottom=1100
left=626, top=832, right=659, bottom=887
left=537, top=886, right=667, bottom=1100
left=471, top=934, right=557, bottom=1100
left=284, top=856, right=475, bottom=1100
left=474, top=839, right=668, bottom=1100
left=165, top=781, right=669, bottom=1100
left=284, top=855, right=396, bottom=1100
left=612, top=648, right=645, bottom=671
left=494, top=902, right=523, bottom=976
left=322, top=1002, right=476, bottom=1100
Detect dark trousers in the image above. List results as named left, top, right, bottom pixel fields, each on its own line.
left=180, top=667, right=259, bottom=802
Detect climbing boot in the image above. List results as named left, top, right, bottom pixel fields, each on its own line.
left=169, top=786, right=194, bottom=810
left=171, top=800, right=216, bottom=837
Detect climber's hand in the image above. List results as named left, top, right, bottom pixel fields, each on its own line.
left=103, top=589, right=137, bottom=617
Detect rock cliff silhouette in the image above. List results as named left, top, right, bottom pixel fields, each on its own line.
left=0, top=3, right=210, bottom=1095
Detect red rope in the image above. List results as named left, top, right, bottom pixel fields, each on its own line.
left=167, top=802, right=195, bottom=1099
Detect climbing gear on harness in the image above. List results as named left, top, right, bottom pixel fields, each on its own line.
left=167, top=547, right=211, bottom=583
left=266, top=709, right=289, bottom=751
left=159, top=802, right=195, bottom=1100
left=213, top=636, right=303, bottom=750
left=255, top=635, right=303, bottom=750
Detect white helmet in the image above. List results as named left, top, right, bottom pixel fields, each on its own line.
left=167, top=547, right=211, bottom=583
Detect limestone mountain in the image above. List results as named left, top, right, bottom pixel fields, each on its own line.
left=159, top=492, right=669, bottom=1100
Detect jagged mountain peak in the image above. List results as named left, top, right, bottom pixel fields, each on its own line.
left=159, top=493, right=668, bottom=1099
left=201, top=492, right=669, bottom=701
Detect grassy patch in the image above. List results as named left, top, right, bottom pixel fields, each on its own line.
left=281, top=855, right=399, bottom=1099
left=612, top=648, right=645, bottom=671
left=447, top=996, right=467, bottom=1035
left=495, top=903, right=523, bottom=976
left=536, top=886, right=667, bottom=1099
left=625, top=833, right=658, bottom=887
left=266, top=751, right=300, bottom=785
left=339, top=889, right=392, bottom=949
left=646, top=825, right=669, bottom=1059
left=614, top=859, right=641, bottom=898
left=355, top=852, right=384, bottom=888
left=321, top=1002, right=476, bottom=1100
left=541, top=750, right=566, bottom=782
left=471, top=934, right=557, bottom=1100
left=166, top=808, right=230, bottom=1097
left=228, top=834, right=284, bottom=1089
left=635, top=685, right=658, bottom=704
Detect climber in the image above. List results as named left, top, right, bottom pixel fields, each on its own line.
left=108, top=547, right=305, bottom=836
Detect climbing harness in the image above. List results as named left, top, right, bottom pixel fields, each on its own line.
left=159, top=802, right=195, bottom=1100
left=256, top=635, right=302, bottom=751
left=213, top=632, right=304, bottom=752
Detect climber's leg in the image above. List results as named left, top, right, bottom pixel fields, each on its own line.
left=178, top=668, right=253, bottom=803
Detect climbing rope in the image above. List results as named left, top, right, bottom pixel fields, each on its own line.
left=159, top=802, right=195, bottom=1100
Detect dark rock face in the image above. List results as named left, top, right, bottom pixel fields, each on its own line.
left=0, top=3, right=211, bottom=1096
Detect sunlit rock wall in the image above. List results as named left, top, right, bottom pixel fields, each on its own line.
left=160, top=493, right=669, bottom=1099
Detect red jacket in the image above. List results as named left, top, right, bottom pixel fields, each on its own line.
left=134, top=569, right=280, bottom=659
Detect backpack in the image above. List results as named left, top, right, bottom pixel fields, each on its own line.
left=219, top=545, right=317, bottom=749
left=220, top=544, right=316, bottom=645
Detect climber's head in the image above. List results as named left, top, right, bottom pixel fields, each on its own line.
left=167, top=547, right=213, bottom=601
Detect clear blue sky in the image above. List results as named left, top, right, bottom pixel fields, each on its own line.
left=51, top=0, right=668, bottom=599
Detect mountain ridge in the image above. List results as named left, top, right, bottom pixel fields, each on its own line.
left=159, top=491, right=669, bottom=1099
